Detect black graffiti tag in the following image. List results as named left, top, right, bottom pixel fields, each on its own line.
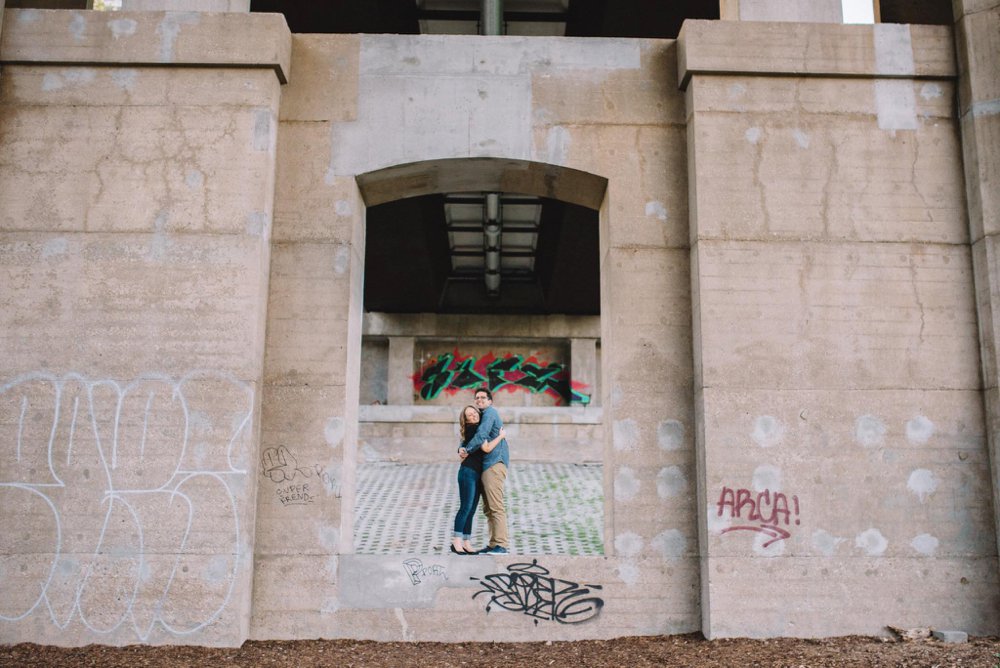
left=470, top=560, right=603, bottom=625
left=402, top=558, right=447, bottom=585
left=417, top=353, right=458, bottom=400
left=261, top=445, right=311, bottom=483
left=261, top=445, right=337, bottom=498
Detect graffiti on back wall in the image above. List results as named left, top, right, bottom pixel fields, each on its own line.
left=471, top=560, right=604, bottom=624
left=0, top=370, right=253, bottom=640
left=413, top=351, right=591, bottom=405
left=716, top=486, right=801, bottom=547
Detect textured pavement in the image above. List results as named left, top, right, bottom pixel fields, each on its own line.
left=354, top=462, right=604, bottom=555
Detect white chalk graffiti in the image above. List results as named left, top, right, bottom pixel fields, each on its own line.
left=0, top=371, right=254, bottom=641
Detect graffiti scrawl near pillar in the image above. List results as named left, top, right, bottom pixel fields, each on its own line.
left=402, top=558, right=447, bottom=585
left=471, top=559, right=603, bottom=624
left=275, top=483, right=313, bottom=506
left=414, top=351, right=591, bottom=405
left=0, top=370, right=253, bottom=641
left=716, top=486, right=801, bottom=547
left=260, top=445, right=337, bottom=503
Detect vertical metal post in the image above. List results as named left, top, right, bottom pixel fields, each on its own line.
left=483, top=193, right=502, bottom=297
left=481, top=0, right=504, bottom=35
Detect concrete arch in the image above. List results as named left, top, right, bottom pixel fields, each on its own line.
left=355, top=157, right=609, bottom=210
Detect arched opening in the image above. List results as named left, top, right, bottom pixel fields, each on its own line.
left=353, top=158, right=608, bottom=555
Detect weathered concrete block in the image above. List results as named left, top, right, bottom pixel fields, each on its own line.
left=530, top=40, right=684, bottom=127
left=559, top=125, right=688, bottom=250
left=0, top=233, right=270, bottom=378
left=678, top=21, right=955, bottom=84
left=701, top=556, right=999, bottom=638
left=122, top=0, right=250, bottom=11
left=720, top=0, right=843, bottom=23
left=260, top=383, right=348, bottom=449
left=954, top=0, right=1000, bottom=17
left=263, top=242, right=356, bottom=385
left=280, top=35, right=359, bottom=123
left=0, top=9, right=290, bottom=83
left=0, top=68, right=280, bottom=235
left=962, top=103, right=1000, bottom=243
left=932, top=629, right=969, bottom=642
left=687, top=77, right=966, bottom=244
left=972, top=236, right=1000, bottom=386
left=955, top=7, right=1000, bottom=113
left=693, top=240, right=980, bottom=390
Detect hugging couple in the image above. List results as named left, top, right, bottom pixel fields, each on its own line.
left=450, top=387, right=509, bottom=555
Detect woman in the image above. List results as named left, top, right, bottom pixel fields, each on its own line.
left=451, top=405, right=506, bottom=554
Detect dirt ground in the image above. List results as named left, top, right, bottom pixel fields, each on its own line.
left=3, top=634, right=999, bottom=667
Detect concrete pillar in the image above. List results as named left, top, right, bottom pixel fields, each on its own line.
left=720, top=0, right=844, bottom=22
left=121, top=0, right=250, bottom=11
left=679, top=18, right=994, bottom=638
left=570, top=337, right=597, bottom=406
left=954, top=0, right=1000, bottom=568
left=387, top=335, right=415, bottom=405
left=0, top=8, right=290, bottom=647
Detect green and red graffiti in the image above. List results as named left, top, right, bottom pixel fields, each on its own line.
left=413, top=350, right=591, bottom=405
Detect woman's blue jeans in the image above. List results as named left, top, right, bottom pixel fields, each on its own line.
left=453, top=465, right=482, bottom=539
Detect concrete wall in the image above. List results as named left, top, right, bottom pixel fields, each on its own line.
left=0, top=3, right=997, bottom=649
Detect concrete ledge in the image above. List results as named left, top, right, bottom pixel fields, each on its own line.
left=0, top=8, right=291, bottom=83
left=364, top=312, right=601, bottom=338
left=677, top=20, right=956, bottom=89
left=359, top=404, right=603, bottom=424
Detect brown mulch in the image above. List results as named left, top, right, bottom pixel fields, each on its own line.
left=3, top=634, right=999, bottom=667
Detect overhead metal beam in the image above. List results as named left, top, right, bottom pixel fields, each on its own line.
left=450, top=250, right=534, bottom=258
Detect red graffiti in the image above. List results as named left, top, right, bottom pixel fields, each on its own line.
left=715, top=487, right=800, bottom=547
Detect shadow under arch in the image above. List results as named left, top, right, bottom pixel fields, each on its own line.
left=355, top=157, right=609, bottom=211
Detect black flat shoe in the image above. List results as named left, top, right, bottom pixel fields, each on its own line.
left=449, top=545, right=467, bottom=555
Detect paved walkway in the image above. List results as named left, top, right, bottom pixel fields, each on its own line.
left=354, top=462, right=604, bottom=555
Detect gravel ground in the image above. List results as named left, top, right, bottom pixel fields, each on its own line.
left=3, top=634, right=998, bottom=667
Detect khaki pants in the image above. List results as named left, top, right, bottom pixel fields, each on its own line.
left=481, top=462, right=508, bottom=549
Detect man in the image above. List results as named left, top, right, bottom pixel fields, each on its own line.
left=460, top=387, right=509, bottom=554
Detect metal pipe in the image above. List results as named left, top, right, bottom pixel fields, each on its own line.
left=485, top=250, right=501, bottom=272
left=485, top=270, right=501, bottom=295
left=481, top=0, right=503, bottom=35
left=483, top=191, right=502, bottom=296
left=485, top=192, right=501, bottom=222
